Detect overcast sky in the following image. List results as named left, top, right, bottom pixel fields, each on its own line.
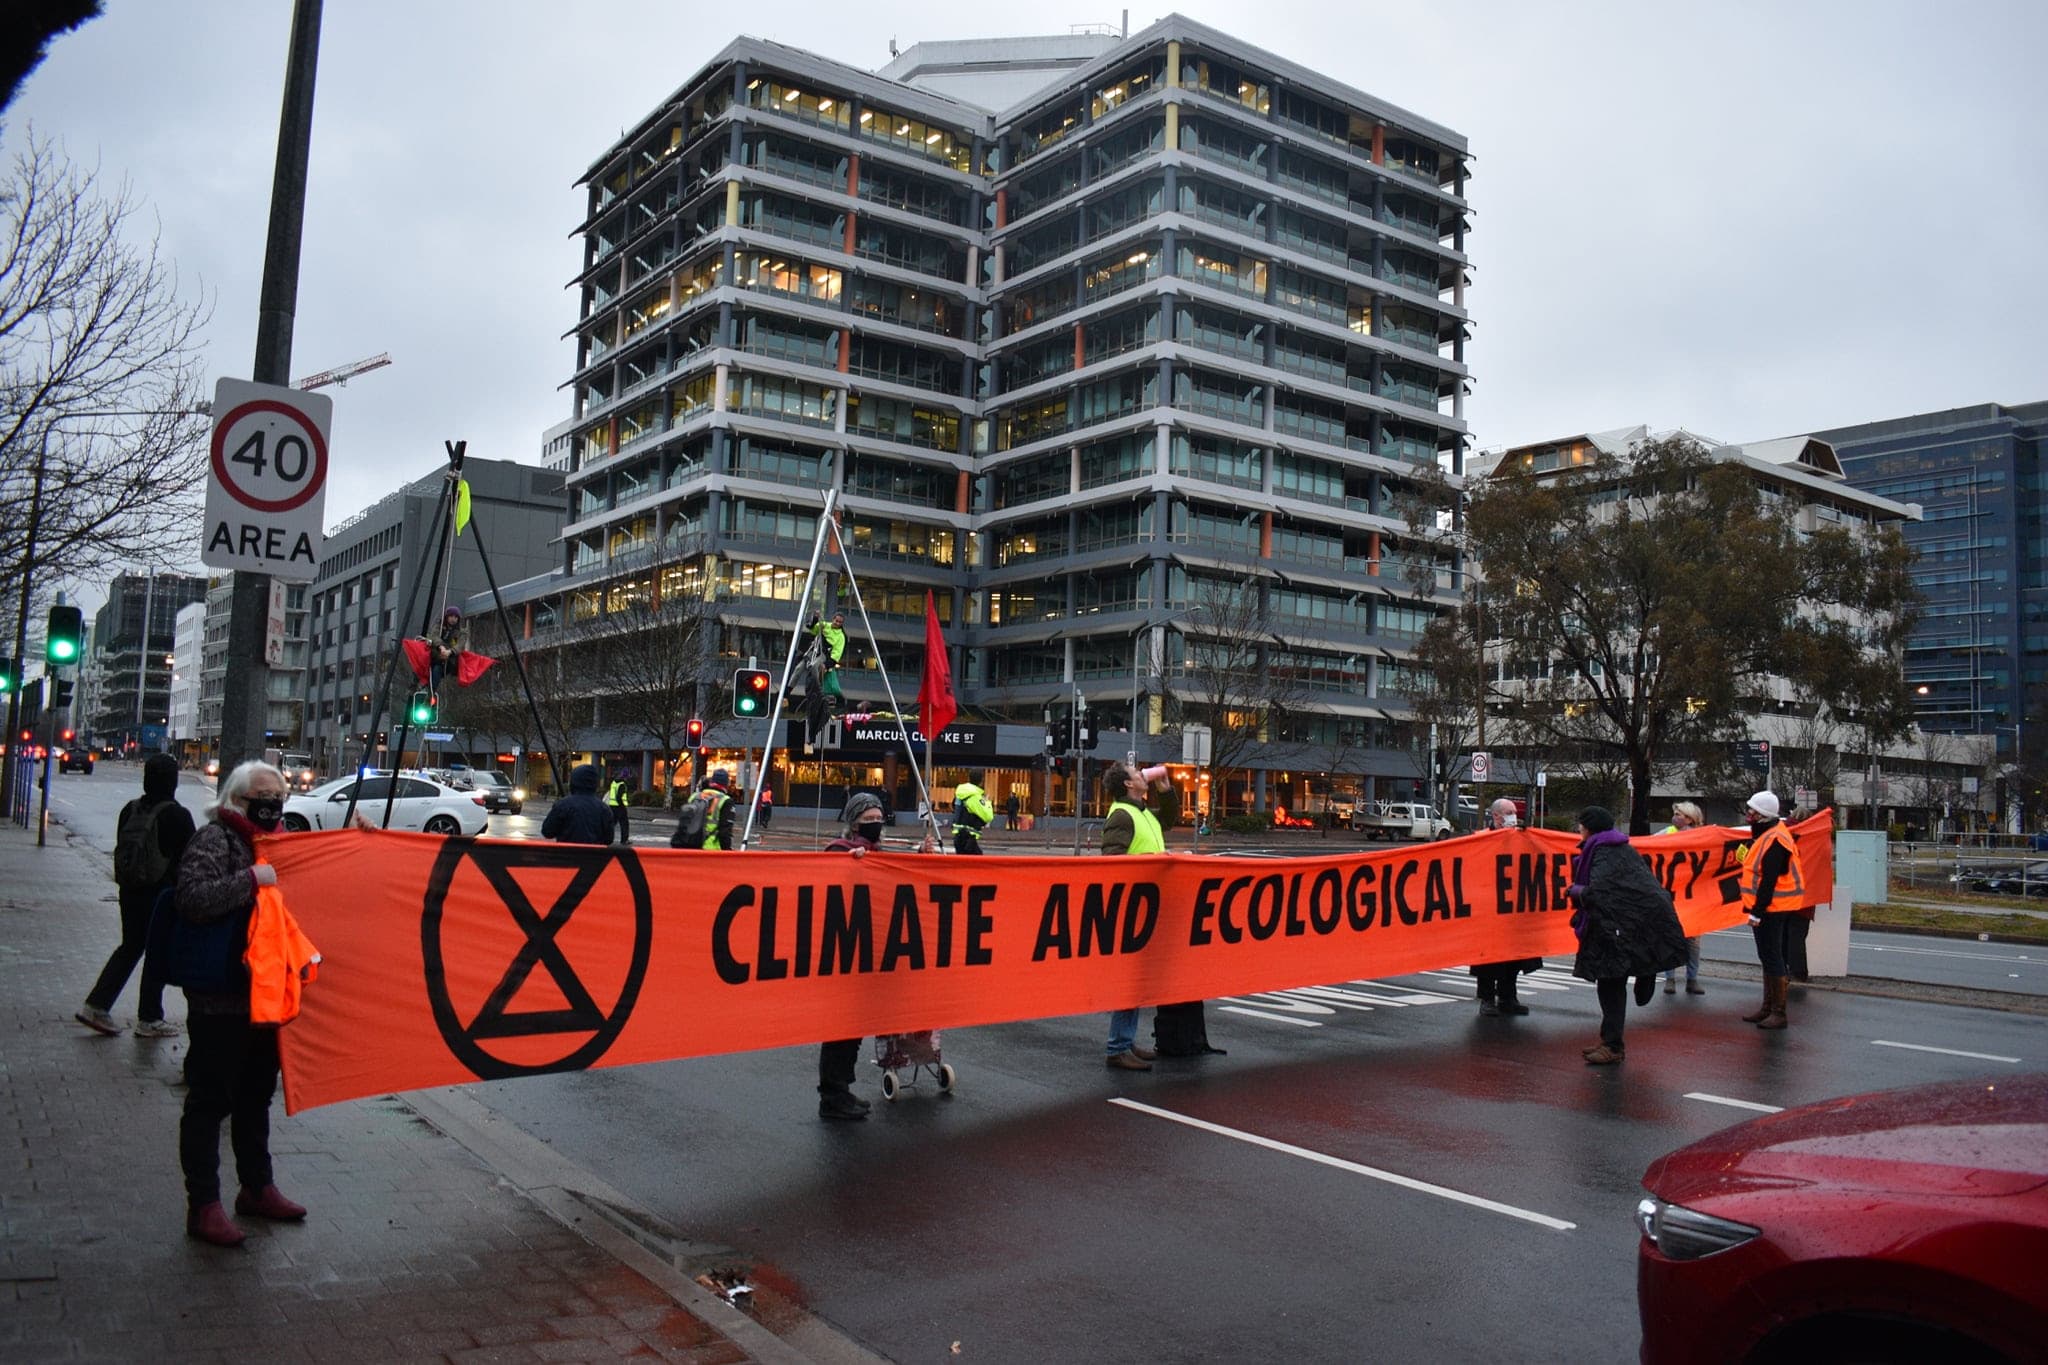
left=10, top=0, right=2047, bottom=595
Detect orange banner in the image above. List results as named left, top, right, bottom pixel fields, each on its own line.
left=269, top=814, right=1835, bottom=1113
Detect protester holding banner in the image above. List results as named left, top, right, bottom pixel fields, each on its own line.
left=1472, top=798, right=1542, bottom=1017
left=172, top=761, right=308, bottom=1247
left=1568, top=806, right=1690, bottom=1066
left=815, top=794, right=886, bottom=1119
left=1737, top=791, right=1803, bottom=1030
left=1099, top=762, right=1189, bottom=1066
left=1658, top=802, right=1709, bottom=996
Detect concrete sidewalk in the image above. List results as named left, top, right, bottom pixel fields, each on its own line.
left=0, top=819, right=774, bottom=1364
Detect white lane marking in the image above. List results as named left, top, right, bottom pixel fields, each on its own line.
left=1109, top=1098, right=1577, bottom=1231
left=1352, top=979, right=1470, bottom=1002
left=1871, top=1040, right=2021, bottom=1064
left=1684, top=1092, right=1783, bottom=1114
left=1853, top=942, right=2044, bottom=964
left=1217, top=1006, right=1324, bottom=1027
left=1271, top=986, right=1381, bottom=1012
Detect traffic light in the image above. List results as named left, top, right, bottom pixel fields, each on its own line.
left=45, top=605, right=82, bottom=665
left=408, top=691, right=435, bottom=725
left=60, top=728, right=74, bottom=743
left=686, top=717, right=705, bottom=748
left=1050, top=717, right=1072, bottom=753
left=733, top=668, right=772, bottom=717
left=0, top=657, right=15, bottom=693
left=52, top=678, right=74, bottom=709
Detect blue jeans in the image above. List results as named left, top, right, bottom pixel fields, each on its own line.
left=1663, top=937, right=1701, bottom=985
left=1106, top=1009, right=1139, bottom=1057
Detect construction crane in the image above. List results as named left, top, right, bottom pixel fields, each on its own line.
left=294, top=351, right=392, bottom=392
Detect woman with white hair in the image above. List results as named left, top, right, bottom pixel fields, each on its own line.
left=1658, top=802, right=1708, bottom=995
left=172, top=760, right=306, bottom=1247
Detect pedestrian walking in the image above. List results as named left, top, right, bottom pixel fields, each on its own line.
left=78, top=753, right=194, bottom=1037
left=1004, top=790, right=1020, bottom=830
left=1471, top=798, right=1541, bottom=1016
left=541, top=764, right=614, bottom=845
left=172, top=760, right=309, bottom=1247
left=756, top=784, right=773, bottom=830
left=1738, top=791, right=1805, bottom=1030
left=952, top=774, right=994, bottom=854
left=606, top=769, right=634, bottom=844
left=1567, top=806, right=1689, bottom=1066
left=1658, top=802, right=1708, bottom=996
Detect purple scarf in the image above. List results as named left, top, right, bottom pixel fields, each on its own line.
left=1568, top=828, right=1633, bottom=935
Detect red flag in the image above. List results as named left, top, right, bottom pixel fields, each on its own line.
left=917, top=590, right=957, bottom=741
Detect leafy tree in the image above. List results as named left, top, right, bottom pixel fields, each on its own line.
left=1469, top=433, right=1917, bottom=833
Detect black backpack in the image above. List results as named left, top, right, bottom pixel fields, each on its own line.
left=114, top=802, right=174, bottom=889
left=670, top=791, right=719, bottom=848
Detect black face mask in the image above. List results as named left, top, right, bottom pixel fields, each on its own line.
left=246, top=798, right=284, bottom=831
left=854, top=821, right=883, bottom=844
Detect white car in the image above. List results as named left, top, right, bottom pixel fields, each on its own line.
left=284, top=773, right=489, bottom=835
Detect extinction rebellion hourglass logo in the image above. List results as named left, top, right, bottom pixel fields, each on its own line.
left=419, top=841, right=655, bottom=1080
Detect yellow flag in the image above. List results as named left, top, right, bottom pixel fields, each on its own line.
left=454, top=479, right=472, bottom=536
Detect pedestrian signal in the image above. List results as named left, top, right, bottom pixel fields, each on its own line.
left=733, top=668, right=771, bottom=717
left=45, top=605, right=82, bottom=664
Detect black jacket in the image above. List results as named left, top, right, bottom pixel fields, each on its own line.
left=1571, top=840, right=1690, bottom=982
left=543, top=764, right=614, bottom=845
left=117, top=753, right=195, bottom=895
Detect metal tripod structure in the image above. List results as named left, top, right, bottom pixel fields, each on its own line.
left=736, top=488, right=944, bottom=852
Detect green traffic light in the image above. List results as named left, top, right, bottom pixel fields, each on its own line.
left=49, top=639, right=77, bottom=662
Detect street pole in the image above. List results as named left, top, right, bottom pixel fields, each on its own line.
left=0, top=437, right=47, bottom=820
left=219, top=0, right=323, bottom=775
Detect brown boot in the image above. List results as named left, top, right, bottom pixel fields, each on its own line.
left=1740, top=981, right=1772, bottom=1024
left=1756, top=976, right=1788, bottom=1030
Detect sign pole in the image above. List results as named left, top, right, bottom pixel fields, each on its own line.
left=220, top=0, right=324, bottom=775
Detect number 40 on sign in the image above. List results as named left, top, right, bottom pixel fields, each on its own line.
left=200, top=377, right=333, bottom=584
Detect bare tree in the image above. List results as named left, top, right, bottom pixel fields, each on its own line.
left=1, top=131, right=210, bottom=806
left=1159, top=563, right=1317, bottom=816
left=591, top=593, right=718, bottom=799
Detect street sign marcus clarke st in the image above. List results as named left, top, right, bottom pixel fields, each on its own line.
left=200, top=377, right=332, bottom=582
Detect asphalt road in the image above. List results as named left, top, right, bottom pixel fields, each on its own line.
left=1697, top=921, right=2047, bottom=996
left=42, top=764, right=2048, bottom=1361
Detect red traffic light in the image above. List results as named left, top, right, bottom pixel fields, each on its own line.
left=61, top=728, right=74, bottom=742
left=685, top=717, right=705, bottom=745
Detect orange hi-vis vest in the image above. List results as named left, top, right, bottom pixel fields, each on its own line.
left=1737, top=822, right=1806, bottom=912
left=246, top=875, right=322, bottom=1025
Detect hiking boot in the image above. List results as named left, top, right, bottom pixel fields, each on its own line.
left=1105, top=1051, right=1153, bottom=1071
left=134, top=1018, right=181, bottom=1039
left=235, top=1185, right=307, bottom=1221
left=75, top=1007, right=121, bottom=1036
left=1756, top=976, right=1789, bottom=1031
left=1663, top=977, right=1677, bottom=995
left=1685, top=981, right=1706, bottom=996
left=1583, top=1044, right=1624, bottom=1066
left=1129, top=1045, right=1157, bottom=1061
left=186, top=1202, right=246, bottom=1247
left=818, top=1091, right=869, bottom=1121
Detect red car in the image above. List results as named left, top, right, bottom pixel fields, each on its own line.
left=1638, top=1073, right=2048, bottom=1364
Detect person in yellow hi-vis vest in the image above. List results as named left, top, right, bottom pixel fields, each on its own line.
left=1736, top=791, right=1805, bottom=1031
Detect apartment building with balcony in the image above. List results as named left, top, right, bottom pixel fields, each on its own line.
left=88, top=571, right=208, bottom=748
left=485, top=16, right=1473, bottom=812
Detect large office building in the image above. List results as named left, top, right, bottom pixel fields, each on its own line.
left=87, top=571, right=208, bottom=749
left=1821, top=401, right=2047, bottom=763
left=491, top=16, right=1473, bottom=812
left=302, top=458, right=565, bottom=773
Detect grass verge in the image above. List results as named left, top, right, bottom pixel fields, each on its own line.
left=1853, top=901, right=2048, bottom=944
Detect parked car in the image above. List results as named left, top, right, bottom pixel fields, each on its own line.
left=283, top=772, right=488, bottom=835
left=467, top=771, right=524, bottom=813
left=1972, top=859, right=2048, bottom=896
left=1637, top=1073, right=2048, bottom=1364
left=1352, top=801, right=1456, bottom=841
left=57, top=746, right=95, bottom=774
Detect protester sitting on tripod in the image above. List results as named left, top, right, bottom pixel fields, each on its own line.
left=809, top=610, right=848, bottom=712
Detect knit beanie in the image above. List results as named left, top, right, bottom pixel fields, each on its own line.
left=1577, top=806, right=1615, bottom=834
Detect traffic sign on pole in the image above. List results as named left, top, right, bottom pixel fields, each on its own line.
left=1470, top=750, right=1490, bottom=782
left=201, top=377, right=332, bottom=582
